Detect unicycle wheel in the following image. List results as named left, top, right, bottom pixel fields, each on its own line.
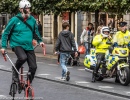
left=9, top=83, right=17, bottom=99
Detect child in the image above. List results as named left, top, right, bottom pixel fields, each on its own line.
left=55, top=22, right=78, bottom=81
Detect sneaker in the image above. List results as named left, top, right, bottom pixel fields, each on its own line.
left=66, top=71, right=70, bottom=81
left=61, top=77, right=66, bottom=81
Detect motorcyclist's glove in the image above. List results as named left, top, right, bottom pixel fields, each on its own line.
left=128, top=43, right=130, bottom=47
left=113, top=42, right=118, bottom=47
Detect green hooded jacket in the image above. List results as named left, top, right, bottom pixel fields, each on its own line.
left=1, top=13, right=43, bottom=50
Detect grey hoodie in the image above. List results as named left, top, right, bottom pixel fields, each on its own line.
left=55, top=30, right=77, bottom=53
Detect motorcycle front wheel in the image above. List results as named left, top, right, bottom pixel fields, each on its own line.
left=119, top=67, right=130, bottom=86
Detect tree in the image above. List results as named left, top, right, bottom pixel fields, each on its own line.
left=1, top=0, right=130, bottom=43
left=0, top=0, right=130, bottom=15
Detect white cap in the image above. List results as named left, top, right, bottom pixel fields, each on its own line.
left=19, top=0, right=31, bottom=8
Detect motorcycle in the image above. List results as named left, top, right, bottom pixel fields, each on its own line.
left=84, top=46, right=130, bottom=86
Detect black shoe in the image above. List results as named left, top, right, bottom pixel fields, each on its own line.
left=18, top=83, right=23, bottom=94
left=92, top=72, right=96, bottom=82
left=115, top=78, right=120, bottom=83
left=66, top=71, right=70, bottom=81
left=12, top=67, right=19, bottom=82
left=92, top=75, right=96, bottom=82
left=91, top=71, right=100, bottom=82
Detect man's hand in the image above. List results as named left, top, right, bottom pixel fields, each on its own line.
left=1, top=48, right=5, bottom=54
left=75, top=52, right=78, bottom=57
left=54, top=52, right=58, bottom=55
left=40, top=42, right=45, bottom=47
left=32, top=39, right=37, bottom=46
left=108, top=35, right=112, bottom=40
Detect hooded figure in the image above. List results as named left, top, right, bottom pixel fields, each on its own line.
left=55, top=22, right=77, bottom=81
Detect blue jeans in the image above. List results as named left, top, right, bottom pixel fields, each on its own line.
left=60, top=53, right=70, bottom=77
left=84, top=42, right=90, bottom=55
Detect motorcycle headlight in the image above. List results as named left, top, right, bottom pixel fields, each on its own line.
left=120, top=50, right=127, bottom=54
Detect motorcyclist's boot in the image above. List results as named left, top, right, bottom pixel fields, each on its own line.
left=102, top=67, right=107, bottom=75
left=115, top=73, right=120, bottom=83
left=92, top=71, right=97, bottom=82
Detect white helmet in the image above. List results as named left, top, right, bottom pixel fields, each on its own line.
left=101, top=26, right=110, bottom=37
left=19, top=0, right=31, bottom=8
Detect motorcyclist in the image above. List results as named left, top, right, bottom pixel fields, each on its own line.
left=92, top=26, right=112, bottom=82
left=113, top=21, right=130, bottom=47
left=112, top=21, right=130, bottom=83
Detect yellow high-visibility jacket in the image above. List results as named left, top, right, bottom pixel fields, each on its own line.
left=92, top=34, right=111, bottom=53
left=113, top=30, right=130, bottom=45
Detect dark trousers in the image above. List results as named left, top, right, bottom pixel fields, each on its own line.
left=12, top=46, right=37, bottom=83
left=58, top=53, right=60, bottom=62
left=94, top=53, right=105, bottom=73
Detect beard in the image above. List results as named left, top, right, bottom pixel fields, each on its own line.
left=21, top=12, right=30, bottom=18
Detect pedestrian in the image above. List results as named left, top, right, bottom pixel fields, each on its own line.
left=80, top=23, right=94, bottom=55
left=37, top=20, right=42, bottom=37
left=1, top=25, right=5, bottom=33
left=57, top=36, right=79, bottom=65
left=55, top=22, right=78, bottom=81
left=1, top=0, right=44, bottom=84
left=95, top=22, right=104, bottom=35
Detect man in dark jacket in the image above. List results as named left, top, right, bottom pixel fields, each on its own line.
left=55, top=22, right=78, bottom=81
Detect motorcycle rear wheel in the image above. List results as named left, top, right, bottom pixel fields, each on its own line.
left=119, top=67, right=130, bottom=86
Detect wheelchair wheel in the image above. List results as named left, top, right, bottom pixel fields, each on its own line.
left=77, top=62, right=80, bottom=66
left=76, top=59, right=80, bottom=66
left=70, top=59, right=73, bottom=66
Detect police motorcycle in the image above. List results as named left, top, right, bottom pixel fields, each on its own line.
left=84, top=42, right=130, bottom=86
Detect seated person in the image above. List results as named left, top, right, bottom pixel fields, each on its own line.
left=92, top=26, right=112, bottom=82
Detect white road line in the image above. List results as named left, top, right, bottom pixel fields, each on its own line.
left=78, top=69, right=85, bottom=71
left=48, top=64, right=58, bottom=66
left=67, top=67, right=73, bottom=68
left=55, top=77, right=62, bottom=79
left=75, top=81, right=90, bottom=84
left=0, top=95, right=6, bottom=97
left=98, top=86, right=114, bottom=89
left=55, top=77, right=66, bottom=81
left=0, top=65, right=5, bottom=67
left=126, top=91, right=130, bottom=94
left=37, top=62, right=44, bottom=63
left=85, top=68, right=93, bottom=73
left=6, top=68, right=11, bottom=70
left=37, top=74, right=50, bottom=76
